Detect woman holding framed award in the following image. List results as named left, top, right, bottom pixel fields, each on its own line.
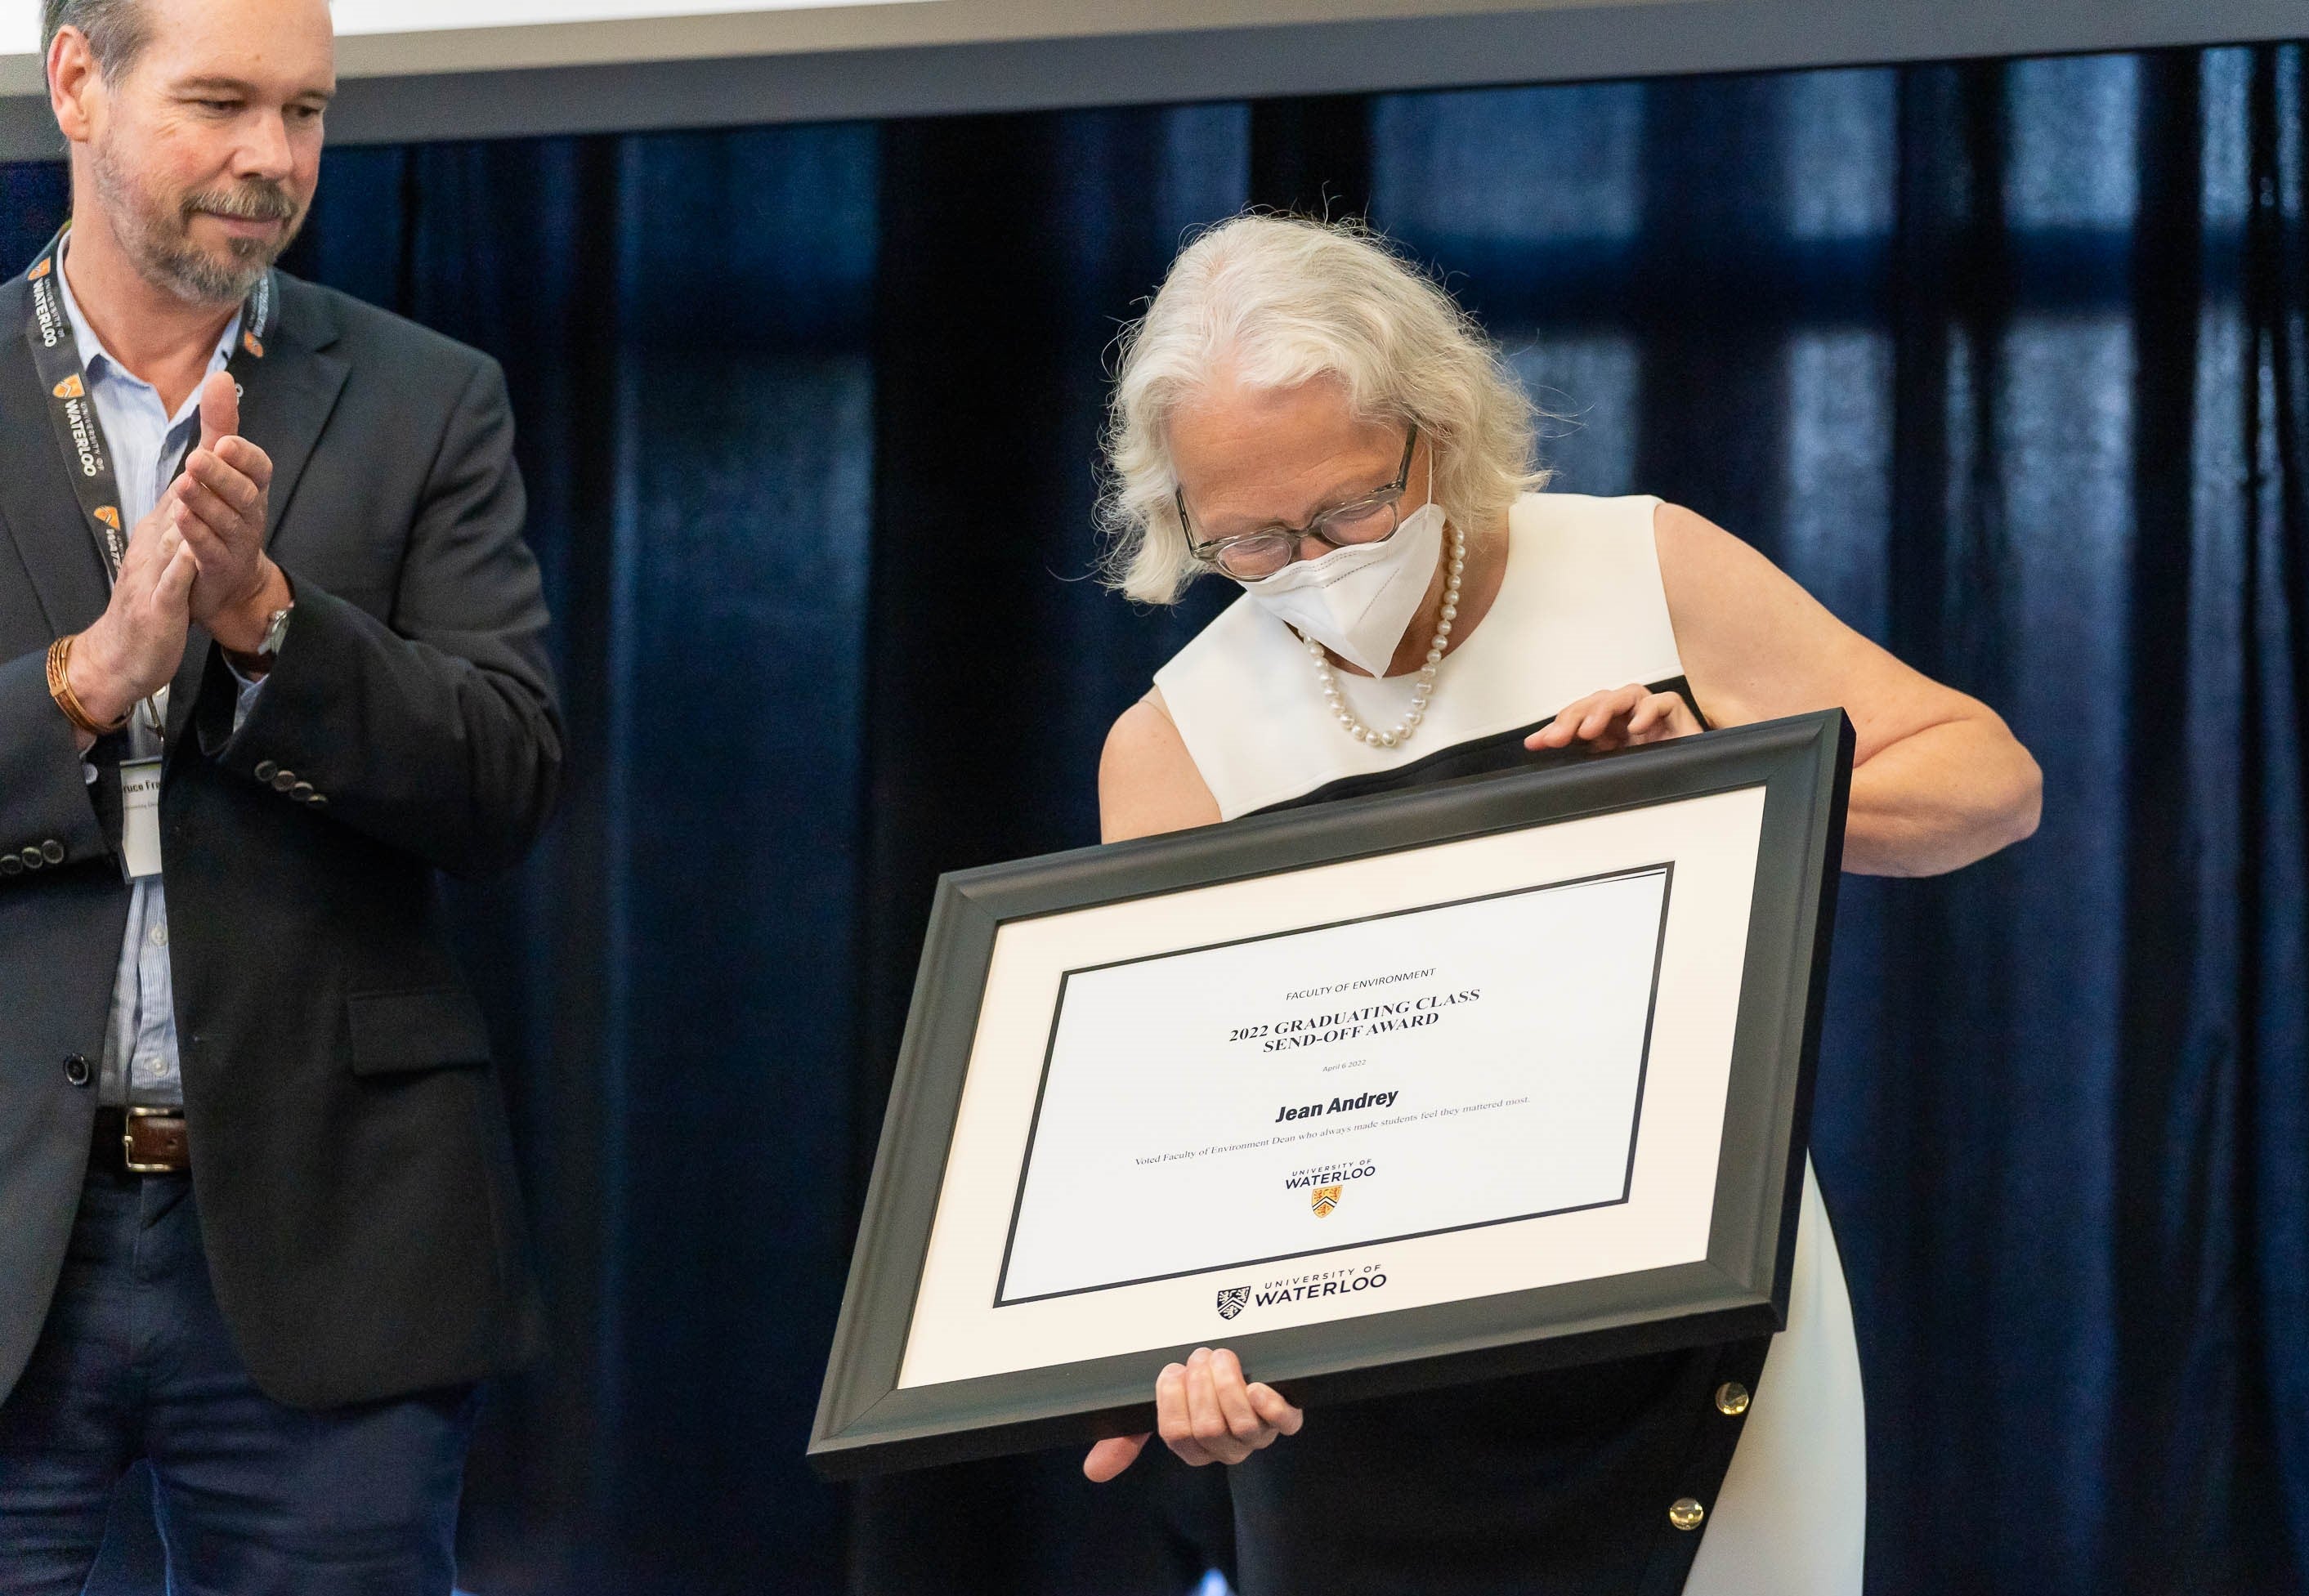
left=1084, top=216, right=2043, bottom=1595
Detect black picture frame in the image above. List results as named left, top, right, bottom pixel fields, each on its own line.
left=811, top=709, right=1852, bottom=1479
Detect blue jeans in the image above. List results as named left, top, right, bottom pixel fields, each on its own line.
left=0, top=1169, right=477, bottom=1596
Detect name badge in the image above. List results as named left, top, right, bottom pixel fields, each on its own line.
left=119, top=757, right=163, bottom=881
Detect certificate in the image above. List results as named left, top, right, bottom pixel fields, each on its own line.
left=813, top=710, right=1850, bottom=1478
left=999, top=865, right=1671, bottom=1306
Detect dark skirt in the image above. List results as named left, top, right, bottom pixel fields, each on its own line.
left=1238, top=687, right=1761, bottom=1596
left=1228, top=1339, right=1770, bottom=1596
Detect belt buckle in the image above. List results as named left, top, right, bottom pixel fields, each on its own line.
left=123, top=1104, right=185, bottom=1174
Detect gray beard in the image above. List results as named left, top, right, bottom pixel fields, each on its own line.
left=89, top=140, right=298, bottom=307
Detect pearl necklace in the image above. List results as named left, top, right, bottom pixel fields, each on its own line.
left=1304, top=521, right=1466, bottom=749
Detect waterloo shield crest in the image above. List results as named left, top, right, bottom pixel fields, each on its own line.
left=1311, top=1184, right=1343, bottom=1218
left=1215, top=1285, right=1251, bottom=1321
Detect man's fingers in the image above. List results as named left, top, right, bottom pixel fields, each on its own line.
left=1083, top=1434, right=1151, bottom=1483
left=172, top=507, right=231, bottom=574
left=197, top=370, right=239, bottom=451
left=154, top=544, right=199, bottom=610
left=1247, top=1382, right=1304, bottom=1437
left=175, top=476, right=247, bottom=538
left=213, top=434, right=271, bottom=489
left=149, top=521, right=196, bottom=583
left=123, top=499, right=176, bottom=559
left=183, top=450, right=263, bottom=518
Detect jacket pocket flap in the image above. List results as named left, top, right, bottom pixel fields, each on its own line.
left=347, top=987, right=491, bottom=1075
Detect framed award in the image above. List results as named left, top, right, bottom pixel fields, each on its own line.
left=811, top=709, right=1851, bottom=1478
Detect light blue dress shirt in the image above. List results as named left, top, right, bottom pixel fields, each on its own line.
left=55, top=251, right=257, bottom=1108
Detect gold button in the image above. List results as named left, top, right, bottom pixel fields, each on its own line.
left=1669, top=1498, right=1706, bottom=1531
left=271, top=770, right=296, bottom=792
left=1715, top=1381, right=1751, bottom=1417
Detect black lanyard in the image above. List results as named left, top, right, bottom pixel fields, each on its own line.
left=23, top=226, right=273, bottom=588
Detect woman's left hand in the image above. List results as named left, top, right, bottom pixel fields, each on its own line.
left=1526, top=682, right=1703, bottom=753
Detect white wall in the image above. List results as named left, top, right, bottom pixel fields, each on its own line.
left=1, top=0, right=2299, bottom=159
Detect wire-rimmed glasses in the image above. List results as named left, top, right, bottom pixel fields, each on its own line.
left=1179, top=428, right=1419, bottom=580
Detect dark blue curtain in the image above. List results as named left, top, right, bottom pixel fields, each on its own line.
left=7, top=38, right=2302, bottom=1596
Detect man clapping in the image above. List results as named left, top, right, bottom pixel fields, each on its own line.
left=0, top=1, right=561, bottom=1589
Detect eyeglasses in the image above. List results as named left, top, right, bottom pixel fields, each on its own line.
left=1179, top=428, right=1420, bottom=580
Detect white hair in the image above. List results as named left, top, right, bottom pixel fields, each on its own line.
left=1098, top=214, right=1547, bottom=606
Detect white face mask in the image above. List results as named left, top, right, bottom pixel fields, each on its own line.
left=1238, top=467, right=1443, bottom=677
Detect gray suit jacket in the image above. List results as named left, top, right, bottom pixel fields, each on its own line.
left=0, top=268, right=558, bottom=1409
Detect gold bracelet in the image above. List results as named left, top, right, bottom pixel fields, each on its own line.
left=47, top=635, right=127, bottom=737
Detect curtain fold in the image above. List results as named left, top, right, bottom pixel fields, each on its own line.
left=4, top=38, right=2299, bottom=1596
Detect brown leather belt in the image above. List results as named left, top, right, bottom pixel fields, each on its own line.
left=91, top=1106, right=190, bottom=1175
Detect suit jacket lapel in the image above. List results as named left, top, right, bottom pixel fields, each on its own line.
left=0, top=275, right=112, bottom=642
left=164, top=276, right=349, bottom=743
left=236, top=276, right=348, bottom=558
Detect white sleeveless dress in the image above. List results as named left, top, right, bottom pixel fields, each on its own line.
left=1153, top=491, right=1866, bottom=1594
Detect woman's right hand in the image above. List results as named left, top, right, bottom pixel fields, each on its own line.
left=1083, top=1346, right=1304, bottom=1481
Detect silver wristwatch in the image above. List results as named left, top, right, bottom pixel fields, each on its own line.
left=255, top=602, right=293, bottom=659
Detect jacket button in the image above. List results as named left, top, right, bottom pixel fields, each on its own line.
left=1714, top=1381, right=1751, bottom=1417
left=41, top=840, right=64, bottom=865
left=20, top=847, right=43, bottom=870
left=307, top=794, right=328, bottom=810
left=63, top=1053, right=91, bottom=1088
left=271, top=770, right=296, bottom=793
left=290, top=782, right=314, bottom=802
left=1668, top=1498, right=1706, bottom=1531
left=254, top=759, right=278, bottom=781
left=0, top=855, right=20, bottom=877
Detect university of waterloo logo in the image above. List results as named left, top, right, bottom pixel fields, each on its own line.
left=1219, top=1267, right=1389, bottom=1319
left=1311, top=1185, right=1343, bottom=1218
left=51, top=374, right=83, bottom=400
left=29, top=257, right=50, bottom=279
left=242, top=331, right=265, bottom=359
left=93, top=506, right=120, bottom=530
